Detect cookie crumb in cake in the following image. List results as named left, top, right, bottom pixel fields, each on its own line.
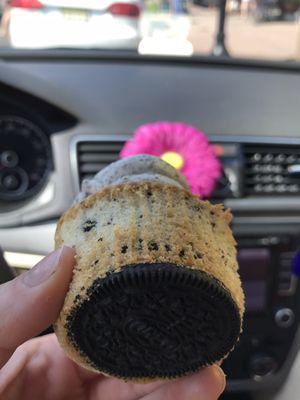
left=106, top=267, right=115, bottom=276
left=179, top=249, right=185, bottom=258
left=121, top=245, right=128, bottom=254
left=148, top=241, right=159, bottom=251
left=74, top=295, right=81, bottom=303
left=83, top=220, right=97, bottom=232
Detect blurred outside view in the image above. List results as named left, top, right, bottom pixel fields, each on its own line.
left=0, top=0, right=300, bottom=61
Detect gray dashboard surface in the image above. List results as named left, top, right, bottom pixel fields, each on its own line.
left=0, top=54, right=300, bottom=137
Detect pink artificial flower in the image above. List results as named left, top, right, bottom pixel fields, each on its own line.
left=120, top=122, right=221, bottom=198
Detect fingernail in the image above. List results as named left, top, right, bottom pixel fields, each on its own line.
left=22, top=246, right=66, bottom=287
left=214, top=365, right=226, bottom=395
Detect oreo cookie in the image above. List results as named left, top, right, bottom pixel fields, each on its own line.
left=66, top=263, right=241, bottom=380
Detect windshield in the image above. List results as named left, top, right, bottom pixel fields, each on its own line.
left=0, top=0, right=299, bottom=62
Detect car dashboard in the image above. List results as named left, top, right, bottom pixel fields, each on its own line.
left=0, top=52, right=300, bottom=399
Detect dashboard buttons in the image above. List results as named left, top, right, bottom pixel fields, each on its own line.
left=278, top=252, right=297, bottom=296
left=2, top=173, right=20, bottom=191
left=289, top=184, right=299, bottom=193
left=264, top=184, right=274, bottom=192
left=272, top=165, right=283, bottom=173
left=287, top=155, right=297, bottom=164
left=1, top=150, right=19, bottom=168
left=274, top=175, right=283, bottom=183
left=252, top=153, right=262, bottom=162
left=274, top=154, right=286, bottom=163
left=254, top=184, right=263, bottom=193
left=245, top=146, right=300, bottom=195
left=0, top=116, right=51, bottom=201
left=275, top=308, right=295, bottom=328
left=0, top=168, right=29, bottom=197
left=249, top=354, right=277, bottom=380
left=263, top=154, right=274, bottom=163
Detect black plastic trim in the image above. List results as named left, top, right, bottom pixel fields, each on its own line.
left=0, top=50, right=300, bottom=74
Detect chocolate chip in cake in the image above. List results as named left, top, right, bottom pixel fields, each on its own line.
left=66, top=314, right=72, bottom=322
left=192, top=204, right=203, bottom=212
left=83, top=220, right=97, bottom=232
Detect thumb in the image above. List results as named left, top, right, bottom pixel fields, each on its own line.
left=0, top=246, right=74, bottom=368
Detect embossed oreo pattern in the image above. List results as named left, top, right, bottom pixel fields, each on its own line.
left=66, top=264, right=241, bottom=379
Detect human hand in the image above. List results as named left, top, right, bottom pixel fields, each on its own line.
left=0, top=246, right=226, bottom=400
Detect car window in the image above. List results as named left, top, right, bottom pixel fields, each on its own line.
left=0, top=0, right=299, bottom=62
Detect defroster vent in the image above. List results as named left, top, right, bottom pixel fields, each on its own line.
left=244, top=145, right=300, bottom=196
left=76, top=140, right=125, bottom=184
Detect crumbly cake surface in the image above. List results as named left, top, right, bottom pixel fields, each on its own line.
left=54, top=181, right=244, bottom=378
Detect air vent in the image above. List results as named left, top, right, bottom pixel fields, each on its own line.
left=76, top=139, right=125, bottom=184
left=244, top=145, right=300, bottom=196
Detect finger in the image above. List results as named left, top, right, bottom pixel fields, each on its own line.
left=140, top=366, right=226, bottom=400
left=89, top=366, right=225, bottom=400
left=0, top=246, right=74, bottom=368
left=0, top=334, right=94, bottom=400
left=89, top=374, right=167, bottom=400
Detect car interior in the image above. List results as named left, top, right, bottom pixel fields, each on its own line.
left=1, top=0, right=300, bottom=399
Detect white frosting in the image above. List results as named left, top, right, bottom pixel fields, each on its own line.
left=74, top=154, right=189, bottom=203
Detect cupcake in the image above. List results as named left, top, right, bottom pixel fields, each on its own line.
left=54, top=154, right=244, bottom=381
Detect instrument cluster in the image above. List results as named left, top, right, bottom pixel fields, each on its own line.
left=0, top=115, right=52, bottom=203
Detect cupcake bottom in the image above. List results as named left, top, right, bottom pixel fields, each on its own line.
left=64, top=262, right=241, bottom=381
